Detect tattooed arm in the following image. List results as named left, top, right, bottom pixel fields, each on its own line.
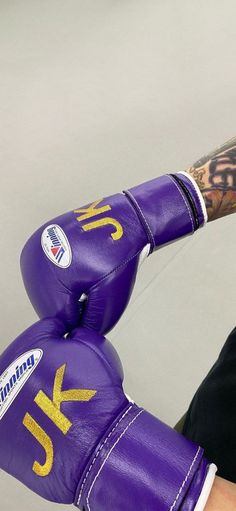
left=186, top=137, right=236, bottom=221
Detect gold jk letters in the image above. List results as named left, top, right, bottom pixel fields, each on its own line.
left=23, top=364, right=96, bottom=477
left=74, top=199, right=124, bottom=240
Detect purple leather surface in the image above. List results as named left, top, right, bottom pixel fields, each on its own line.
left=76, top=404, right=208, bottom=511
left=21, top=174, right=205, bottom=334
left=127, top=174, right=201, bottom=248
left=180, top=457, right=209, bottom=511
left=0, top=321, right=210, bottom=509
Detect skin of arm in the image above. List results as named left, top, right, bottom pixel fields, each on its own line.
left=205, top=476, right=236, bottom=511
left=186, top=137, right=236, bottom=221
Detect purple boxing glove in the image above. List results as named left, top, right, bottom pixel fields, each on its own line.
left=21, top=172, right=207, bottom=333
left=21, top=172, right=207, bottom=334
left=0, top=320, right=216, bottom=510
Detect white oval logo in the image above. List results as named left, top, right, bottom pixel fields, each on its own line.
left=0, top=349, right=43, bottom=420
left=41, top=224, right=72, bottom=268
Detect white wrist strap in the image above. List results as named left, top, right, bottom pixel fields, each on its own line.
left=194, top=463, right=217, bottom=511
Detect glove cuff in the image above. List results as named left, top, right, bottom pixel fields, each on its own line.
left=125, top=172, right=207, bottom=252
left=75, top=403, right=214, bottom=511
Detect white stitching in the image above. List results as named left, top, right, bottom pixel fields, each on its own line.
left=77, top=404, right=133, bottom=507
left=86, top=409, right=144, bottom=511
left=78, top=410, right=201, bottom=511
left=169, top=446, right=202, bottom=511
left=167, top=175, right=194, bottom=233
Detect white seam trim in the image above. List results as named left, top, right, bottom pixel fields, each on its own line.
left=169, top=446, right=201, bottom=511
left=77, top=404, right=133, bottom=507
left=86, top=409, right=144, bottom=511
left=167, top=175, right=194, bottom=233
left=177, top=171, right=208, bottom=224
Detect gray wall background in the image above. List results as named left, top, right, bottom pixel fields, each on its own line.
left=1, top=1, right=236, bottom=509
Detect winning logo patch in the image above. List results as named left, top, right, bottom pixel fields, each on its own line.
left=0, top=350, right=43, bottom=420
left=41, top=224, right=72, bottom=268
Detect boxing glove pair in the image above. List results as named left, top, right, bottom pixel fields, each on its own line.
left=0, top=170, right=216, bottom=509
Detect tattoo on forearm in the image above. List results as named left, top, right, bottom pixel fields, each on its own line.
left=187, top=137, right=236, bottom=221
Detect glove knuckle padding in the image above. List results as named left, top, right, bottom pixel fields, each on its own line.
left=82, top=251, right=141, bottom=333
left=20, top=195, right=146, bottom=334
left=69, top=327, right=125, bottom=382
